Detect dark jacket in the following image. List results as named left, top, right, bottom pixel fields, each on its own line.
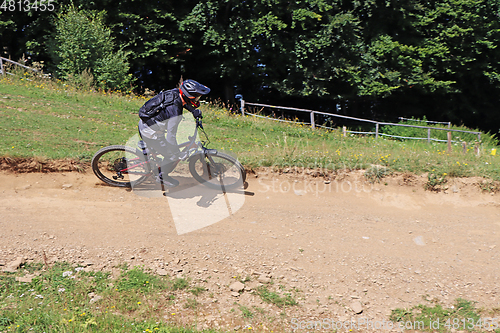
left=138, top=89, right=196, bottom=153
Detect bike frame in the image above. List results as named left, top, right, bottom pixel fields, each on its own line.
left=120, top=120, right=206, bottom=178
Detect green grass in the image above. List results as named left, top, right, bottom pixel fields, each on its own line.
left=188, top=286, right=206, bottom=297
left=0, top=75, right=145, bottom=161
left=171, top=277, right=189, bottom=291
left=254, top=286, right=298, bottom=308
left=115, top=266, right=170, bottom=293
left=379, top=116, right=498, bottom=147
left=183, top=298, right=199, bottom=309
left=390, top=298, right=500, bottom=332
left=238, top=305, right=254, bottom=318
left=364, top=165, right=392, bottom=183
left=1, top=73, right=500, bottom=182
left=0, top=262, right=214, bottom=333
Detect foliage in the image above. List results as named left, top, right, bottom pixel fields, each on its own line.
left=425, top=172, right=448, bottom=191
left=171, top=278, right=189, bottom=291
left=0, top=262, right=216, bottom=333
left=115, top=266, right=169, bottom=292
left=188, top=286, right=206, bottom=296
left=255, top=286, right=298, bottom=308
left=99, top=0, right=185, bottom=89
left=364, top=165, right=392, bottom=183
left=238, top=305, right=254, bottom=318
left=183, top=298, right=199, bottom=309
left=179, top=0, right=289, bottom=101
left=49, top=5, right=133, bottom=90
left=390, top=298, right=482, bottom=332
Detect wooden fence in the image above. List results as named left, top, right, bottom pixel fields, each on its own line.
left=239, top=100, right=482, bottom=152
left=0, top=57, right=43, bottom=77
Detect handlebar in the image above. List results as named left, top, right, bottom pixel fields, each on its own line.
left=181, top=117, right=208, bottom=152
left=196, top=118, right=203, bottom=129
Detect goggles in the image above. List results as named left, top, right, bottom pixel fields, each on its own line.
left=189, top=95, right=201, bottom=108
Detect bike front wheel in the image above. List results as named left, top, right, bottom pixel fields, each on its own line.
left=91, top=145, right=150, bottom=187
left=188, top=151, right=246, bottom=190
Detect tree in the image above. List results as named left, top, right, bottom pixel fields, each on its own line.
left=179, top=0, right=277, bottom=102
left=404, top=0, right=500, bottom=127
left=89, top=0, right=187, bottom=91
left=49, top=5, right=133, bottom=90
left=0, top=7, right=55, bottom=64
left=348, top=0, right=500, bottom=126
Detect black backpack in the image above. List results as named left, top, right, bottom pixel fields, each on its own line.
left=139, top=89, right=178, bottom=121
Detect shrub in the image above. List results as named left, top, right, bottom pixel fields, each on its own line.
left=49, top=5, right=134, bottom=91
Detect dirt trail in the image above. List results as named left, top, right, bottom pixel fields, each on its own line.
left=1, top=169, right=499, bottom=330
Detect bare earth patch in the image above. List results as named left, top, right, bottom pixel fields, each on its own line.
left=0, top=157, right=87, bottom=173
left=0, top=168, right=499, bottom=331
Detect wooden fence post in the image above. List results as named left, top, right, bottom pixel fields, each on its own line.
left=310, top=111, right=315, bottom=129
left=240, top=99, right=245, bottom=116
left=427, top=128, right=431, bottom=144
left=375, top=123, right=379, bottom=138
left=0, top=57, right=4, bottom=76
left=462, top=142, right=467, bottom=154
left=447, top=132, right=452, bottom=152
left=342, top=126, right=347, bottom=137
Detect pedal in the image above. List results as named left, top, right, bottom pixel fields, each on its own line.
left=113, top=173, right=124, bottom=180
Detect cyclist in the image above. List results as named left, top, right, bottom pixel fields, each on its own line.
left=138, top=79, right=210, bottom=187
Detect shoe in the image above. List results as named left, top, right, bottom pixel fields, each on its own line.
left=155, top=173, right=179, bottom=188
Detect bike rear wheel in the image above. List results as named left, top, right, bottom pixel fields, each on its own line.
left=188, top=151, right=246, bottom=190
left=91, top=145, right=150, bottom=187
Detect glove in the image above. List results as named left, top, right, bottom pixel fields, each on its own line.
left=192, top=109, right=202, bottom=119
left=196, top=117, right=204, bottom=130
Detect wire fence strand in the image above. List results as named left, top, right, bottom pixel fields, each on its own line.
left=242, top=101, right=482, bottom=144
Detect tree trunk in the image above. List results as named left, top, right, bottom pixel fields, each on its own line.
left=224, top=81, right=235, bottom=105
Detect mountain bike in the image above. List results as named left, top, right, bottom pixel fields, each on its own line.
left=91, top=118, right=246, bottom=191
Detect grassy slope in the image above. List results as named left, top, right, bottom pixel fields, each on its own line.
left=1, top=76, right=499, bottom=181
left=0, top=80, right=143, bottom=160
left=0, top=263, right=219, bottom=333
